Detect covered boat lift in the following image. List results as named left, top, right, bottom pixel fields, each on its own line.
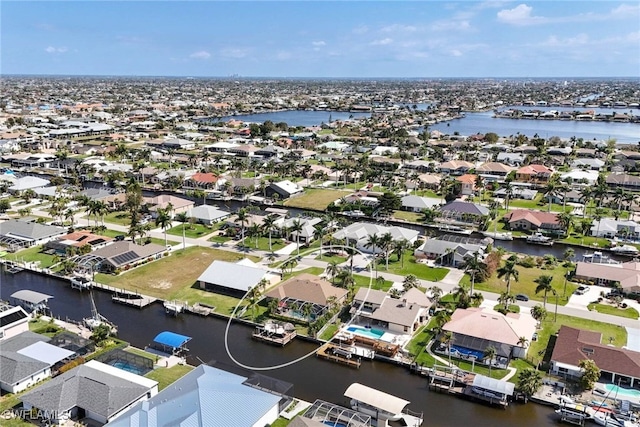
left=344, top=383, right=423, bottom=426
left=10, top=290, right=53, bottom=315
left=150, top=331, right=192, bottom=356
left=467, top=374, right=515, bottom=406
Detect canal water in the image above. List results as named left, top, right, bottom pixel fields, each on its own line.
left=0, top=269, right=560, bottom=426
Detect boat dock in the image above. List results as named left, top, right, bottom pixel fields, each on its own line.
left=556, top=405, right=591, bottom=426
left=112, top=293, right=157, bottom=308
left=252, top=322, right=297, bottom=346
left=2, top=260, right=24, bottom=274
left=317, top=343, right=362, bottom=368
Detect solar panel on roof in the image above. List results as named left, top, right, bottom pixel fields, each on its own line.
left=0, top=310, right=27, bottom=327
left=111, top=251, right=139, bottom=265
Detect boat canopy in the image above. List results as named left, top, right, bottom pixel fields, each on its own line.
left=153, top=331, right=192, bottom=349
left=344, top=383, right=409, bottom=415
left=10, top=290, right=53, bottom=305
left=472, top=374, right=515, bottom=397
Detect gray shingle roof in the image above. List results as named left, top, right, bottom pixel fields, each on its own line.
left=0, top=220, right=66, bottom=241
left=1, top=331, right=51, bottom=351
left=0, top=352, right=50, bottom=385
left=20, top=362, right=153, bottom=419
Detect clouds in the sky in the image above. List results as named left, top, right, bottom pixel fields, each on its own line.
left=497, top=3, right=640, bottom=26
left=189, top=51, right=211, bottom=60
left=45, top=46, right=67, bottom=54
left=370, top=38, right=393, bottom=46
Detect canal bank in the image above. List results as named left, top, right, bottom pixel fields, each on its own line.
left=0, top=268, right=558, bottom=426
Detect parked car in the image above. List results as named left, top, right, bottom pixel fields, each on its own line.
left=575, top=285, right=590, bottom=295
left=532, top=332, right=538, bottom=341
left=515, top=293, right=529, bottom=302
left=114, top=235, right=125, bottom=241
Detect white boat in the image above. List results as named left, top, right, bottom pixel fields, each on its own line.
left=482, top=231, right=513, bottom=241
left=164, top=300, right=185, bottom=316
left=610, top=245, right=639, bottom=256
left=437, top=224, right=473, bottom=235
left=345, top=383, right=423, bottom=425
left=526, top=232, right=554, bottom=246
left=83, top=291, right=117, bottom=334
left=592, top=410, right=638, bottom=427
left=70, top=276, right=92, bottom=290
left=554, top=403, right=595, bottom=419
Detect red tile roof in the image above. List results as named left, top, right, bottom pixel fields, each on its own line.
left=517, top=164, right=552, bottom=175
left=190, top=172, right=218, bottom=183
left=504, top=209, right=559, bottom=227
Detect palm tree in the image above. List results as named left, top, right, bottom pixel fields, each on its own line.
left=393, top=238, right=411, bottom=267
left=326, top=261, right=340, bottom=286
left=517, top=336, right=529, bottom=349
left=497, top=260, right=519, bottom=295
left=460, top=252, right=486, bottom=295
left=530, top=305, right=548, bottom=324
left=441, top=331, right=455, bottom=366
left=236, top=208, right=249, bottom=249
left=313, top=226, right=326, bottom=259
left=365, top=233, right=380, bottom=276
left=379, top=232, right=394, bottom=270
left=454, top=285, right=471, bottom=309
left=517, top=368, right=543, bottom=400
left=175, top=212, right=189, bottom=250
left=429, top=286, right=443, bottom=304
left=557, top=211, right=573, bottom=236
left=290, top=219, right=303, bottom=256
left=543, top=180, right=559, bottom=212
left=261, top=214, right=278, bottom=253
left=402, top=274, right=419, bottom=292
left=562, top=248, right=575, bottom=297
left=248, top=223, right=262, bottom=248
left=534, top=274, right=556, bottom=309
left=155, top=207, right=172, bottom=247
left=483, top=345, right=497, bottom=376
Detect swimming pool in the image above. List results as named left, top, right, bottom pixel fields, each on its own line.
left=346, top=325, right=385, bottom=340
left=603, top=383, right=640, bottom=399
left=111, top=360, right=146, bottom=376
left=450, top=345, right=484, bottom=360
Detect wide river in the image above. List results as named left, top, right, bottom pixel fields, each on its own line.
left=0, top=268, right=562, bottom=426
left=210, top=106, right=639, bottom=144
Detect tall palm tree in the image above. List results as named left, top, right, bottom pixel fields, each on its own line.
left=497, top=260, right=519, bottom=295
left=155, top=207, right=172, bottom=247
left=175, top=212, right=189, bottom=250
left=483, top=345, right=497, bottom=376
left=365, top=233, right=380, bottom=276
left=326, top=261, right=340, bottom=286
left=379, top=232, right=394, bottom=270
left=393, top=238, right=411, bottom=267
left=460, top=252, right=486, bottom=295
left=313, top=226, right=326, bottom=259
left=534, top=274, right=556, bottom=309
left=441, top=331, right=455, bottom=366
left=261, top=214, right=277, bottom=253
left=248, top=223, right=262, bottom=248
left=236, top=208, right=249, bottom=249
left=290, top=219, right=303, bottom=256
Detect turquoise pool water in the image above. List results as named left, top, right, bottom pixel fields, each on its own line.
left=604, top=383, right=640, bottom=399
left=346, top=326, right=385, bottom=340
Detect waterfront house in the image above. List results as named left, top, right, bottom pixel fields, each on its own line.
left=189, top=205, right=231, bottom=225
left=496, top=152, right=525, bottom=166
left=442, top=307, right=536, bottom=360
left=515, top=164, right=553, bottom=184
left=44, top=230, right=113, bottom=255
left=183, top=172, right=220, bottom=191
left=7, top=176, right=50, bottom=194
left=0, top=331, right=74, bottom=394
left=264, top=273, right=348, bottom=321
left=197, top=259, right=278, bottom=297
left=456, top=174, right=477, bottom=196
left=574, top=261, right=640, bottom=294
left=351, top=288, right=429, bottom=334
left=606, top=173, right=640, bottom=190
left=88, top=241, right=166, bottom=273
left=332, top=223, right=419, bottom=254
left=503, top=210, right=561, bottom=233
left=493, top=187, right=538, bottom=200
left=437, top=160, right=474, bottom=176
left=438, top=200, right=489, bottom=225
left=20, top=360, right=158, bottom=425
left=143, top=194, right=194, bottom=219
left=0, top=219, right=66, bottom=251
left=105, top=364, right=288, bottom=427
left=476, top=162, right=515, bottom=180
left=590, top=218, right=640, bottom=239
left=414, top=238, right=486, bottom=267
left=550, top=326, right=640, bottom=388
left=265, top=180, right=303, bottom=199
left=0, top=304, right=30, bottom=341
left=571, top=158, right=605, bottom=170
left=400, top=195, right=441, bottom=212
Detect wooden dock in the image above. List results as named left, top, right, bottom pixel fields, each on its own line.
left=317, top=343, right=361, bottom=368
left=185, top=302, right=214, bottom=316
left=111, top=294, right=157, bottom=308
left=252, top=327, right=297, bottom=346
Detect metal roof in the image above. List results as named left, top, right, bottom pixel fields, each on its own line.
left=11, top=290, right=54, bottom=305
left=153, top=331, right=191, bottom=349
left=344, top=383, right=409, bottom=416
left=197, top=260, right=267, bottom=292
left=17, top=341, right=74, bottom=365
left=471, top=374, right=515, bottom=396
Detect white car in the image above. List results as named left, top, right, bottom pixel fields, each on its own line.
left=575, top=285, right=590, bottom=295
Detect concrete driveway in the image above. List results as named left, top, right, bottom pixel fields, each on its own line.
left=564, top=284, right=609, bottom=310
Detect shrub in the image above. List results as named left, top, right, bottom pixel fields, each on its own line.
left=517, top=256, right=536, bottom=268
left=58, top=356, right=85, bottom=374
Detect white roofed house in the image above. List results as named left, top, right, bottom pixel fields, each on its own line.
left=351, top=288, right=430, bottom=334
left=400, top=194, right=441, bottom=212
left=197, top=259, right=279, bottom=298
left=414, top=238, right=486, bottom=267
left=7, top=176, right=50, bottom=194
left=265, top=180, right=303, bottom=200
left=332, top=223, right=419, bottom=254
left=277, top=216, right=322, bottom=244
left=143, top=194, right=194, bottom=219
left=189, top=205, right=231, bottom=225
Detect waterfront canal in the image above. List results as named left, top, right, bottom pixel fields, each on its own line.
left=0, top=269, right=561, bottom=426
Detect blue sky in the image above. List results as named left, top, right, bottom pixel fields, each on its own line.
left=2, top=1, right=639, bottom=77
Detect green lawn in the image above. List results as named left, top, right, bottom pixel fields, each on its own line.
left=167, top=223, right=216, bottom=238
left=28, top=318, right=61, bottom=337
left=527, top=313, right=627, bottom=367
left=315, top=253, right=348, bottom=264
left=145, top=364, right=194, bottom=390
left=283, top=188, right=345, bottom=210
left=507, top=194, right=572, bottom=213
left=208, top=234, right=232, bottom=244
left=466, top=263, right=578, bottom=304
left=281, top=267, right=325, bottom=281
left=493, top=304, right=521, bottom=313
left=392, top=210, right=422, bottom=223
left=376, top=251, right=449, bottom=282
left=587, top=303, right=639, bottom=319
left=352, top=273, right=393, bottom=291
left=124, top=346, right=158, bottom=361
left=560, top=234, right=616, bottom=248
left=242, top=236, right=286, bottom=252
left=102, top=211, right=132, bottom=226
left=12, top=245, right=58, bottom=268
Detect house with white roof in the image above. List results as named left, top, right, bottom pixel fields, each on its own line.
left=8, top=176, right=50, bottom=194
left=105, top=364, right=288, bottom=427
left=189, top=205, right=231, bottom=225
left=197, top=259, right=279, bottom=297
left=400, top=195, right=441, bottom=212
left=560, top=169, right=599, bottom=184
left=332, top=223, right=419, bottom=254
left=414, top=238, right=486, bottom=267
left=590, top=218, right=640, bottom=239
left=266, top=180, right=303, bottom=199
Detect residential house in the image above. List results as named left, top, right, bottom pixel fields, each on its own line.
left=574, top=261, right=640, bottom=294
left=476, top=162, right=515, bottom=181
left=560, top=170, right=600, bottom=185
left=417, top=173, right=441, bottom=190
left=456, top=174, right=477, bottom=196
left=189, top=205, right=231, bottom=225
left=400, top=195, right=441, bottom=212
left=278, top=216, right=322, bottom=244
left=442, top=307, right=536, bottom=360
left=590, top=218, right=640, bottom=239
left=438, top=200, right=489, bottom=225
left=494, top=187, right=538, bottom=200
left=515, top=164, right=553, bottom=184
left=496, top=152, right=525, bottom=166
left=7, top=176, right=50, bottom=194
left=607, top=173, right=640, bottom=191
left=0, top=331, right=74, bottom=394
left=547, top=146, right=572, bottom=156
left=21, top=360, right=158, bottom=425
left=550, top=326, right=640, bottom=387
left=0, top=219, right=66, bottom=250
left=351, top=288, right=430, bottom=334
left=105, top=364, right=288, bottom=427
left=197, top=259, right=279, bottom=297
left=143, top=194, right=194, bottom=219
left=437, top=160, right=474, bottom=176
left=160, top=138, right=196, bottom=150
left=88, top=241, right=166, bottom=273
left=414, top=238, right=486, bottom=267
left=183, top=172, right=220, bottom=191
left=571, top=158, right=605, bottom=170
left=44, top=230, right=113, bottom=255
left=504, top=210, right=561, bottom=233
left=0, top=305, right=30, bottom=341
left=265, top=180, right=303, bottom=200
left=332, top=223, right=419, bottom=254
